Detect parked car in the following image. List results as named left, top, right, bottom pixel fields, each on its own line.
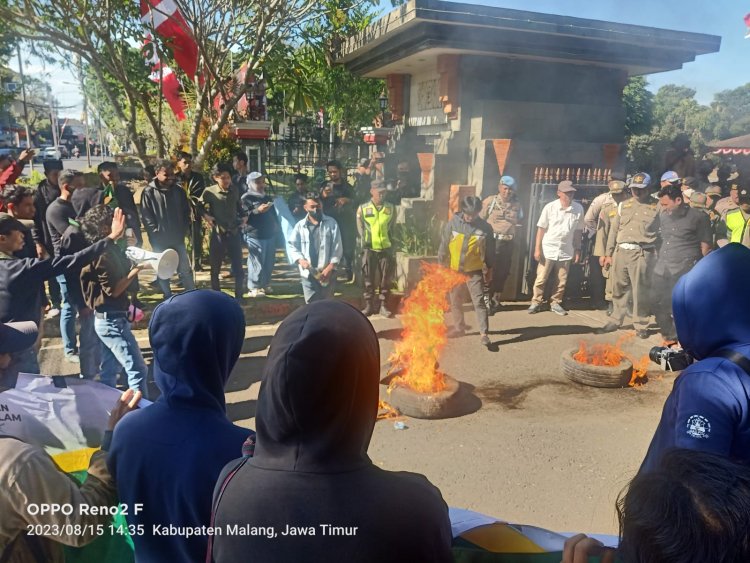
left=41, top=146, right=61, bottom=160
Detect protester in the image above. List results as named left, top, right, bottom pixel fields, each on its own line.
left=98, top=161, right=141, bottom=244
left=724, top=183, right=750, bottom=248
left=598, top=173, right=659, bottom=339
left=563, top=450, right=750, bottom=563
left=209, top=300, right=453, bottom=563
left=0, top=148, right=33, bottom=192
left=201, top=163, right=244, bottom=298
left=439, top=195, right=494, bottom=347
left=231, top=150, right=249, bottom=192
left=287, top=192, right=342, bottom=303
left=108, top=290, right=251, bottom=562
left=2, top=185, right=36, bottom=259
left=651, top=184, right=712, bottom=344
left=241, top=171, right=278, bottom=297
left=324, top=160, right=357, bottom=282
left=528, top=181, right=583, bottom=316
left=79, top=205, right=149, bottom=394
left=659, top=170, right=681, bottom=190
left=175, top=151, right=207, bottom=271
left=395, top=160, right=419, bottom=199
left=639, top=243, right=750, bottom=472
left=0, top=366, right=141, bottom=563
left=140, top=159, right=195, bottom=298
left=287, top=173, right=309, bottom=222
left=357, top=181, right=396, bottom=317
left=353, top=156, right=374, bottom=203
left=480, top=176, right=523, bottom=313
left=681, top=176, right=699, bottom=200
left=32, top=160, right=63, bottom=317
left=0, top=209, right=125, bottom=380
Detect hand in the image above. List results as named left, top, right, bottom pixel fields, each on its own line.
left=534, top=249, right=541, bottom=262
left=107, top=389, right=142, bottom=431
left=35, top=243, right=46, bottom=259
left=106, top=208, right=126, bottom=241
left=562, top=534, right=616, bottom=563
left=258, top=203, right=272, bottom=213
left=483, top=267, right=493, bottom=285
left=320, top=264, right=334, bottom=281
left=19, top=149, right=35, bottom=163
left=603, top=256, right=613, bottom=268
left=298, top=259, right=311, bottom=270
left=574, top=251, right=581, bottom=264
left=599, top=256, right=605, bottom=267
left=335, top=198, right=348, bottom=208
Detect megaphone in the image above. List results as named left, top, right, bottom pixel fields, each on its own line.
left=126, top=247, right=179, bottom=280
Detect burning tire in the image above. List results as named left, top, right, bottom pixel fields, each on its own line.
left=560, top=348, right=633, bottom=388
left=388, top=374, right=462, bottom=419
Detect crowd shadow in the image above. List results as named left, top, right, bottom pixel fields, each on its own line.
left=473, top=379, right=570, bottom=410
left=225, top=356, right=267, bottom=393
left=227, top=399, right=258, bottom=422
left=241, top=335, right=273, bottom=355
left=490, top=324, right=593, bottom=345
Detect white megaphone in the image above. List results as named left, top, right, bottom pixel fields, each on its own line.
left=126, top=247, right=179, bottom=280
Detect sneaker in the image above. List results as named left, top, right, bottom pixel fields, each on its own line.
left=480, top=334, right=491, bottom=347
left=263, top=286, right=274, bottom=295
left=527, top=303, right=541, bottom=314
left=257, top=287, right=266, bottom=295
left=446, top=328, right=465, bottom=339
left=636, top=329, right=650, bottom=339
left=596, top=322, right=620, bottom=334
left=550, top=303, right=568, bottom=316
left=64, top=353, right=80, bottom=364
left=45, top=307, right=60, bottom=319
left=221, top=272, right=234, bottom=280
left=248, top=289, right=260, bottom=298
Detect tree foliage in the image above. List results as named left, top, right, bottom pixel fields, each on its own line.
left=622, top=77, right=653, bottom=137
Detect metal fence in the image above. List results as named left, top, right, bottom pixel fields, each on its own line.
left=264, top=139, right=366, bottom=170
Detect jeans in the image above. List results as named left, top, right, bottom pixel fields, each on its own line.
left=301, top=276, right=336, bottom=303
left=57, top=275, right=100, bottom=378
left=449, top=272, right=489, bottom=335
left=155, top=242, right=195, bottom=297
left=209, top=230, right=244, bottom=298
left=244, top=236, right=275, bottom=290
left=94, top=314, right=149, bottom=396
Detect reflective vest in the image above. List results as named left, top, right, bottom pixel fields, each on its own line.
left=360, top=201, right=394, bottom=250
left=726, top=209, right=750, bottom=244
left=448, top=230, right=487, bottom=272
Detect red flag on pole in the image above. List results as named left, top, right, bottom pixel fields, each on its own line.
left=140, top=0, right=199, bottom=80
left=143, top=35, right=187, bottom=121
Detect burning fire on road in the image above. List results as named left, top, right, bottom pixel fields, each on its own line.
left=571, top=335, right=649, bottom=387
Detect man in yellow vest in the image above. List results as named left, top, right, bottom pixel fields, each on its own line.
left=356, top=182, right=396, bottom=317
left=725, top=184, right=750, bottom=249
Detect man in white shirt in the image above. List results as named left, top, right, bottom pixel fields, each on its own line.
left=528, top=181, right=584, bottom=316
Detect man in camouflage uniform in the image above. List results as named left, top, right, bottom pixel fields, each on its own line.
left=592, top=180, right=628, bottom=315
left=480, top=176, right=523, bottom=313
left=597, top=173, right=660, bottom=339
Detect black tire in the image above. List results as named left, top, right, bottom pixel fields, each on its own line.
left=560, top=348, right=633, bottom=388
left=387, top=374, right=462, bottom=419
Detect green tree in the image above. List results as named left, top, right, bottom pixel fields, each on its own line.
left=711, top=83, right=750, bottom=139
left=622, top=77, right=653, bottom=137
left=652, top=84, right=696, bottom=126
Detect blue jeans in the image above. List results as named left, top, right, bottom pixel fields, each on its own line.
left=301, top=277, right=336, bottom=304
left=94, top=314, right=149, bottom=396
left=244, top=236, right=275, bottom=290
left=57, top=275, right=100, bottom=378
left=155, top=242, right=195, bottom=297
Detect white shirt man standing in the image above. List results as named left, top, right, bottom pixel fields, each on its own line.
left=528, top=180, right=584, bottom=316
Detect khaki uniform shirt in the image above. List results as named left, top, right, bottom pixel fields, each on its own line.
left=715, top=196, right=738, bottom=220
left=606, top=198, right=660, bottom=256
left=480, top=195, right=523, bottom=238
left=593, top=201, right=618, bottom=257
left=0, top=438, right=116, bottom=562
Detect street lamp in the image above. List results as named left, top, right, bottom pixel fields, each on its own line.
left=379, top=90, right=388, bottom=112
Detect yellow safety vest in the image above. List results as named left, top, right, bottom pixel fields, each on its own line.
left=726, top=209, right=750, bottom=244
left=448, top=231, right=486, bottom=272
left=360, top=202, right=394, bottom=250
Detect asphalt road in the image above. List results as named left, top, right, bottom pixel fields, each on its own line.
left=24, top=156, right=109, bottom=174
left=38, top=300, right=673, bottom=537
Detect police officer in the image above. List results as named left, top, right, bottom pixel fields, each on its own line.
left=356, top=181, right=396, bottom=318
left=598, top=172, right=659, bottom=339
left=592, top=180, right=628, bottom=315
left=480, top=175, right=522, bottom=313
left=690, top=191, right=727, bottom=248
left=725, top=183, right=750, bottom=248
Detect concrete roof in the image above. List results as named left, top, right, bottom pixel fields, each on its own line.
left=338, top=0, right=721, bottom=77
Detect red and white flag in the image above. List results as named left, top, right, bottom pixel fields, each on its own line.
left=140, top=0, right=199, bottom=80
left=143, top=35, right=187, bottom=121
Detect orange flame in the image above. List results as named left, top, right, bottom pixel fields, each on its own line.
left=377, top=400, right=400, bottom=420
left=573, top=334, right=651, bottom=387
left=387, top=263, right=468, bottom=394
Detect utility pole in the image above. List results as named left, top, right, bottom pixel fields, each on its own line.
left=15, top=42, right=34, bottom=172
left=76, top=55, right=91, bottom=168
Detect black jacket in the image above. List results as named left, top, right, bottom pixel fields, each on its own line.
left=140, top=181, right=191, bottom=250
left=241, top=192, right=278, bottom=240
left=45, top=198, right=76, bottom=257
left=31, top=180, right=61, bottom=254
left=210, top=301, right=453, bottom=563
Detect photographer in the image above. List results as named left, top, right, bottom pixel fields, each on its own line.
left=639, top=243, right=750, bottom=473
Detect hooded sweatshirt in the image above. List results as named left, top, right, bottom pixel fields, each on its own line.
left=640, top=243, right=750, bottom=473
left=107, top=290, right=251, bottom=562
left=210, top=301, right=453, bottom=563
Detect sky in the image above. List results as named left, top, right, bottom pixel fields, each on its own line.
left=7, top=0, right=747, bottom=118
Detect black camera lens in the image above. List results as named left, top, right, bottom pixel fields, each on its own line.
left=649, top=346, right=666, bottom=363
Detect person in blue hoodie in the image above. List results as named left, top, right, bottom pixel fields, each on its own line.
left=107, top=289, right=252, bottom=562
left=639, top=243, right=750, bottom=473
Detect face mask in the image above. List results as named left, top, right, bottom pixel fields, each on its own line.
left=309, top=209, right=322, bottom=220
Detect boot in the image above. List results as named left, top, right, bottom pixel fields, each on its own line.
left=379, top=301, right=394, bottom=319
left=361, top=300, right=375, bottom=317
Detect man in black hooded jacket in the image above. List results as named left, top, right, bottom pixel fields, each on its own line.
left=210, top=300, right=453, bottom=563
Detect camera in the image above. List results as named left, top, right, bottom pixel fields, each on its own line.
left=649, top=346, right=693, bottom=371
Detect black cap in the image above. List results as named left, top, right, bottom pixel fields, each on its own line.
left=0, top=321, right=38, bottom=354
left=739, top=187, right=750, bottom=201
left=0, top=213, right=25, bottom=235
left=43, top=159, right=63, bottom=172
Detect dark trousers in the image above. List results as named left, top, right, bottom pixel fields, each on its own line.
left=490, top=240, right=515, bottom=295
left=192, top=221, right=204, bottom=268
left=589, top=257, right=606, bottom=307
left=341, top=225, right=357, bottom=273
left=209, top=230, right=244, bottom=298
left=450, top=272, right=489, bottom=335
left=362, top=248, right=394, bottom=303
left=48, top=275, right=61, bottom=307
left=653, top=269, right=683, bottom=340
